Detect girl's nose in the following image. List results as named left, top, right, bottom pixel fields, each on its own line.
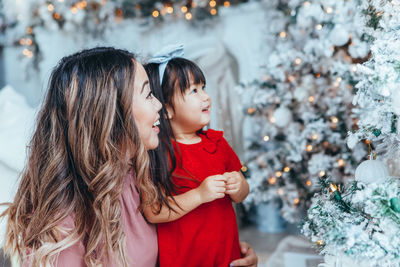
left=202, top=90, right=210, bottom=101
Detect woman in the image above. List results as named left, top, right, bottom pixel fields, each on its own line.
left=1, top=47, right=257, bottom=266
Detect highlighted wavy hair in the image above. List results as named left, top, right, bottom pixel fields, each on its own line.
left=1, top=47, right=158, bottom=266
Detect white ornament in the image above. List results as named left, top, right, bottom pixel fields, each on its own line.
left=355, top=156, right=390, bottom=184
left=273, top=107, right=292, bottom=128
left=329, top=25, right=349, bottom=47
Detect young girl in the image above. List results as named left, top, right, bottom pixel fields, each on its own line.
left=144, top=47, right=249, bottom=267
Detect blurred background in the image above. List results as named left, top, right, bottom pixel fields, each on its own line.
left=1, top=0, right=393, bottom=266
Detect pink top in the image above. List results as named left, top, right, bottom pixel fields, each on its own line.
left=22, top=171, right=158, bottom=267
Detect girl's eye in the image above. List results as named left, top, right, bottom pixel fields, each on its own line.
left=191, top=88, right=198, bottom=94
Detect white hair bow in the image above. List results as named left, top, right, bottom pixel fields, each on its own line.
left=148, top=44, right=184, bottom=85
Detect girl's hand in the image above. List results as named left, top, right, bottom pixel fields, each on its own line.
left=196, top=175, right=227, bottom=203
left=224, top=171, right=249, bottom=203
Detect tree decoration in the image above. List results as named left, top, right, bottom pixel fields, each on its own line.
left=2, top=0, right=247, bottom=69
left=241, top=0, right=369, bottom=222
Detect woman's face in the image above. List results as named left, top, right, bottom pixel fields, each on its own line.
left=132, top=63, right=162, bottom=150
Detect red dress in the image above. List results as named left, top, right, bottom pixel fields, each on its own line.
left=157, top=129, right=242, bottom=267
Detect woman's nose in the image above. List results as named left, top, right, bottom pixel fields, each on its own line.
left=153, top=97, right=162, bottom=111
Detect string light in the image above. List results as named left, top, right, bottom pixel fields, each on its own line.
left=316, top=24, right=322, bottom=30
left=319, top=171, right=326, bottom=177
left=241, top=165, right=248, bottom=172
left=303, top=1, right=311, bottom=7
left=209, top=0, right=217, bottom=7
left=275, top=171, right=282, bottom=178
left=185, top=12, right=192, bottom=20
left=284, top=166, right=290, bottom=173
left=306, top=144, right=313, bottom=152
left=247, top=107, right=256, bottom=114
left=210, top=8, right=217, bottom=15
left=295, top=58, right=302, bottom=65
left=71, top=6, right=78, bottom=14
left=58, top=0, right=64, bottom=2
left=351, top=65, right=357, bottom=72
left=268, top=177, right=277, bottom=185
left=19, top=39, right=25, bottom=45
left=263, top=135, right=270, bottom=142
left=47, top=4, right=54, bottom=12
left=181, top=6, right=188, bottom=13
left=325, top=7, right=333, bottom=14
left=53, top=13, right=61, bottom=20
left=329, top=183, right=338, bottom=193
left=316, top=240, right=323, bottom=245
left=293, top=198, right=300, bottom=205
left=166, top=6, right=174, bottom=14
left=331, top=116, right=339, bottom=124
left=152, top=10, right=159, bottom=17
left=306, top=180, right=312, bottom=186
left=315, top=73, right=321, bottom=78
left=26, top=38, right=32, bottom=46
left=308, top=96, right=315, bottom=102
left=311, top=134, right=319, bottom=140
left=277, top=188, right=284, bottom=195
left=23, top=48, right=34, bottom=58
left=279, top=31, right=287, bottom=38
left=337, top=159, right=345, bottom=167
left=224, top=1, right=231, bottom=7
left=323, top=141, right=329, bottom=147
left=26, top=27, right=33, bottom=34
left=288, top=75, right=295, bottom=82
left=270, top=117, right=276, bottom=123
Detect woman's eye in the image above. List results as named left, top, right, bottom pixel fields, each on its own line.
left=146, top=92, right=154, bottom=99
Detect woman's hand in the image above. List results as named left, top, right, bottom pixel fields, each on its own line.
left=230, top=241, right=258, bottom=267
left=196, top=175, right=227, bottom=203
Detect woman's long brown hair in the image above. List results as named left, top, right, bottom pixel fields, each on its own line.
left=1, top=47, right=158, bottom=266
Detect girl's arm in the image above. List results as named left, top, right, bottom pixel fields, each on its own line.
left=143, top=174, right=227, bottom=223
left=225, top=171, right=249, bottom=203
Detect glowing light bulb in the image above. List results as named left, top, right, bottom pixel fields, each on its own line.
left=224, top=1, right=230, bottom=7
left=293, top=198, right=300, bottom=205
left=185, top=12, right=192, bottom=20
left=275, top=171, right=282, bottom=178
left=306, top=144, right=313, bottom=152
left=316, top=24, right=322, bottom=30
left=284, top=167, right=290, bottom=173
left=209, top=0, right=217, bottom=7
left=319, top=171, right=326, bottom=177
left=268, top=177, right=277, bottom=185
left=306, top=180, right=312, bottom=186
left=181, top=6, right=188, bottom=13
left=47, top=4, right=54, bottom=12
left=280, top=31, right=287, bottom=38
left=210, top=8, right=217, bottom=15
left=295, top=58, right=302, bottom=65
left=263, top=136, right=270, bottom=142
left=326, top=7, right=333, bottom=14
left=152, top=10, right=159, bottom=17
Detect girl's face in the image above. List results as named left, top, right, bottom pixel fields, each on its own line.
left=167, top=81, right=211, bottom=133
left=132, top=63, right=162, bottom=150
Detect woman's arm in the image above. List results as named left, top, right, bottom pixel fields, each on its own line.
left=143, top=174, right=227, bottom=223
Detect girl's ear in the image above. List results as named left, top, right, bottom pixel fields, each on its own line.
left=165, top=105, right=174, bottom=120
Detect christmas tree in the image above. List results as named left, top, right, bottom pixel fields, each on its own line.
left=303, top=1, right=400, bottom=265
left=242, top=0, right=369, bottom=222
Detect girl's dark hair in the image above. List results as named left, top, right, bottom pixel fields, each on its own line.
left=158, top=57, right=206, bottom=112
left=145, top=63, right=178, bottom=213
left=145, top=57, right=207, bottom=210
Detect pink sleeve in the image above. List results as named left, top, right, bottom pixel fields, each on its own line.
left=55, top=239, right=86, bottom=267
left=55, top=215, right=86, bottom=267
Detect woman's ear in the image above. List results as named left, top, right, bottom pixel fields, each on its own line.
left=165, top=106, right=174, bottom=120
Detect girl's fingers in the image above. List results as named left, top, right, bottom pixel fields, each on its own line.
left=226, top=189, right=239, bottom=194
left=214, top=175, right=227, bottom=182
left=226, top=183, right=240, bottom=190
